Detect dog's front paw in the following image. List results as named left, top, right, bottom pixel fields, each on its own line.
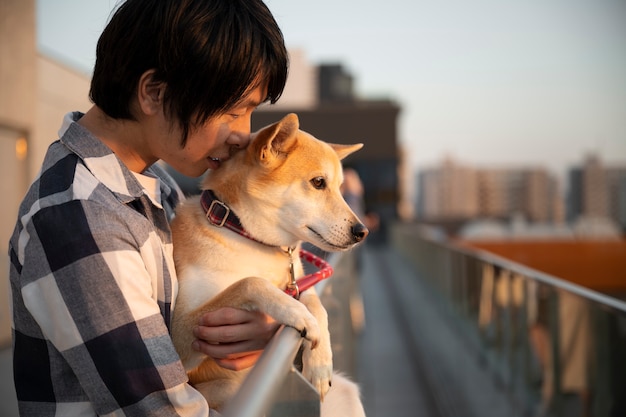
left=302, top=343, right=333, bottom=400
left=292, top=308, right=321, bottom=349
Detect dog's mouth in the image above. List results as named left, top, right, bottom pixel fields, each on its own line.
left=306, top=226, right=353, bottom=251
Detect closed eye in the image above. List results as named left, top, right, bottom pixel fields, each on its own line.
left=310, top=176, right=326, bottom=190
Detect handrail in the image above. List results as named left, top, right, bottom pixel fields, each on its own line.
left=396, top=224, right=626, bottom=313
left=221, top=326, right=304, bottom=417
left=221, top=250, right=342, bottom=417
left=449, top=238, right=626, bottom=313
left=391, top=222, right=626, bottom=417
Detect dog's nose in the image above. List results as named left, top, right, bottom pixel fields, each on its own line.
left=351, top=223, right=369, bottom=242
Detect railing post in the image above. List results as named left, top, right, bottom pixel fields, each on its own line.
left=547, top=290, right=562, bottom=416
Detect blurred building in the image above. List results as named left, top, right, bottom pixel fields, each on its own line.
left=318, top=64, right=354, bottom=104
left=264, top=48, right=318, bottom=111
left=568, top=154, right=626, bottom=233
left=418, top=157, right=479, bottom=220
left=416, top=157, right=562, bottom=233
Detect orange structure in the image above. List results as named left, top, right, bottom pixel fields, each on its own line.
left=458, top=239, right=626, bottom=295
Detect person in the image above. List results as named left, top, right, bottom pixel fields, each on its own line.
left=8, top=0, right=288, bottom=415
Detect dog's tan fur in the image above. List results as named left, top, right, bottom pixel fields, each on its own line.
left=171, top=113, right=367, bottom=416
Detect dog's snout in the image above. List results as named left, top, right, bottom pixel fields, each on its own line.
left=351, top=223, right=369, bottom=242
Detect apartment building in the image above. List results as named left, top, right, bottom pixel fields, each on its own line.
left=568, top=154, right=626, bottom=232
left=417, top=157, right=560, bottom=224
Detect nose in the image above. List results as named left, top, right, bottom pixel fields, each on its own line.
left=227, top=115, right=252, bottom=149
left=227, top=132, right=250, bottom=150
left=351, top=223, right=369, bottom=242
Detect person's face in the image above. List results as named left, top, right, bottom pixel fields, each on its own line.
left=161, top=85, right=267, bottom=177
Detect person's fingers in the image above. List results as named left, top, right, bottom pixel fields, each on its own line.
left=193, top=322, right=244, bottom=345
left=190, top=307, right=280, bottom=371
left=192, top=337, right=261, bottom=358
left=196, top=308, right=279, bottom=345
left=198, top=307, right=251, bottom=326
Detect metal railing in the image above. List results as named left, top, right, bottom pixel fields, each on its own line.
left=222, top=251, right=343, bottom=417
left=221, top=326, right=318, bottom=417
left=391, top=222, right=626, bottom=417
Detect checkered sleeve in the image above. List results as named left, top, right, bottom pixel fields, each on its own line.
left=13, top=196, right=209, bottom=416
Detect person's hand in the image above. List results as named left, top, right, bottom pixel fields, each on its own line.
left=192, top=307, right=279, bottom=371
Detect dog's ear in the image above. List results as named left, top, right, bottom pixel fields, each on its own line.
left=254, top=113, right=300, bottom=165
left=330, top=143, right=363, bottom=160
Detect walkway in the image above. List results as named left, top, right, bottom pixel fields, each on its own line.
left=356, top=244, right=515, bottom=417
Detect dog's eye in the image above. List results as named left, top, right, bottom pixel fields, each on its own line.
left=310, top=177, right=326, bottom=190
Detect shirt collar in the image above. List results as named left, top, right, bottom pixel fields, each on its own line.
left=58, top=112, right=157, bottom=204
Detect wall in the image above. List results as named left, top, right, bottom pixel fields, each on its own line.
left=0, top=0, right=37, bottom=347
left=35, top=56, right=91, bottom=177
left=0, top=0, right=91, bottom=345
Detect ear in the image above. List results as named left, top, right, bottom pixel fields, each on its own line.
left=330, top=143, right=363, bottom=160
left=137, top=69, right=165, bottom=116
left=253, top=113, right=300, bottom=165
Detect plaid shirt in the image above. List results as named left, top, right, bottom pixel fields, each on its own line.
left=9, top=113, right=210, bottom=416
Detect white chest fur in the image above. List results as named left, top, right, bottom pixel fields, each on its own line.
left=175, top=228, right=304, bottom=314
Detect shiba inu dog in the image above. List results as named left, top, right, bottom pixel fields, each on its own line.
left=171, top=113, right=368, bottom=416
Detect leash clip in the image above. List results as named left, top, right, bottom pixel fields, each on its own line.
left=206, top=199, right=230, bottom=227
left=286, top=247, right=300, bottom=299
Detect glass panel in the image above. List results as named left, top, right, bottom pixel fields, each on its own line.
left=268, top=367, right=320, bottom=417
left=392, top=225, right=626, bottom=417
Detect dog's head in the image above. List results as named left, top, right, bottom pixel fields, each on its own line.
left=202, top=113, right=368, bottom=251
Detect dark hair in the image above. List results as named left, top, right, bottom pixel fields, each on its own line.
left=90, top=0, right=288, bottom=145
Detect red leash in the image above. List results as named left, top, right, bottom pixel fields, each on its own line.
left=284, top=249, right=334, bottom=298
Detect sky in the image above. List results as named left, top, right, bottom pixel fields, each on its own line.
left=37, top=0, right=626, bottom=185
